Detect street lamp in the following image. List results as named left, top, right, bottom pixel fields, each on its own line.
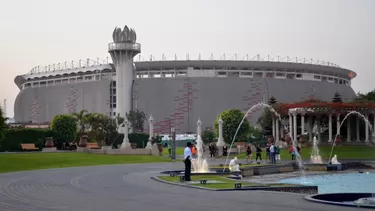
left=170, top=127, right=176, bottom=160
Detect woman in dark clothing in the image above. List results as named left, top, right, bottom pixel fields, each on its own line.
left=255, top=144, right=262, bottom=161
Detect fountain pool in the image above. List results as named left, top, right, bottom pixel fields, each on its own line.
left=279, top=172, right=375, bottom=194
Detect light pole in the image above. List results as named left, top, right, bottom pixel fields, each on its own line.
left=170, top=127, right=176, bottom=160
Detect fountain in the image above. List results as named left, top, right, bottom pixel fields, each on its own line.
left=310, top=136, right=322, bottom=164
left=192, top=135, right=209, bottom=173
left=330, top=155, right=340, bottom=165
left=229, top=157, right=240, bottom=172
left=328, top=111, right=374, bottom=163
left=223, top=102, right=305, bottom=175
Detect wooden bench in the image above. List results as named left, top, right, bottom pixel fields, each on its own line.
left=86, top=143, right=101, bottom=149
left=21, top=143, right=39, bottom=151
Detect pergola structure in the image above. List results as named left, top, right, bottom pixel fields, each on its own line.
left=272, top=100, right=375, bottom=144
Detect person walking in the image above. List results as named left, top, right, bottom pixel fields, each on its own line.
left=209, top=143, right=216, bottom=161
left=183, top=142, right=192, bottom=181
left=255, top=144, right=262, bottom=162
left=269, top=143, right=276, bottom=164
left=246, top=145, right=252, bottom=163
left=275, top=145, right=280, bottom=162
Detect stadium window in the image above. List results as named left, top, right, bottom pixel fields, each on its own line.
left=322, top=76, right=327, bottom=81
left=253, top=72, right=263, bottom=78
left=266, top=73, right=274, bottom=78
left=77, top=77, right=83, bottom=82
left=47, top=81, right=53, bottom=86
left=241, top=72, right=252, bottom=76
left=85, top=76, right=92, bottom=80
left=296, top=74, right=302, bottom=78
left=314, top=75, right=321, bottom=79
left=328, top=77, right=333, bottom=81
left=286, top=74, right=295, bottom=79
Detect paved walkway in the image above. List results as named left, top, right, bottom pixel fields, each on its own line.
left=0, top=162, right=368, bottom=211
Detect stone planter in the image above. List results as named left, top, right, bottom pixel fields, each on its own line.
left=130, top=143, right=137, bottom=149
left=45, top=137, right=54, bottom=148
left=102, top=146, right=112, bottom=150
left=79, top=135, right=88, bottom=147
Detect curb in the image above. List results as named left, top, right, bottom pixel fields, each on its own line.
left=304, top=194, right=375, bottom=209
left=150, top=176, right=217, bottom=191
left=150, top=176, right=317, bottom=194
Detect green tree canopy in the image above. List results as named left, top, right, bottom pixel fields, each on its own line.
left=201, top=129, right=215, bottom=144
left=257, top=97, right=278, bottom=135
left=0, top=107, right=7, bottom=143
left=126, top=109, right=146, bottom=132
left=50, top=114, right=78, bottom=144
left=356, top=90, right=375, bottom=101
left=332, top=92, right=343, bottom=103
left=214, top=109, right=250, bottom=144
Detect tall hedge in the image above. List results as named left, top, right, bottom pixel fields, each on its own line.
left=50, top=114, right=78, bottom=145
left=0, top=128, right=54, bottom=151
left=113, top=133, right=149, bottom=148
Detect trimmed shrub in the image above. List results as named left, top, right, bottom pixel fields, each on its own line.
left=0, top=128, right=55, bottom=152
left=50, top=114, right=77, bottom=145
left=113, top=133, right=149, bottom=148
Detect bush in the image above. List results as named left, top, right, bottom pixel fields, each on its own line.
left=0, top=128, right=55, bottom=151
left=51, top=114, right=78, bottom=145
left=113, top=133, right=149, bottom=148
left=214, top=108, right=250, bottom=144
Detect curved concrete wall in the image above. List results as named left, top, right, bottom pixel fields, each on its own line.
left=134, top=78, right=356, bottom=133
left=14, top=80, right=112, bottom=123
left=14, top=78, right=356, bottom=133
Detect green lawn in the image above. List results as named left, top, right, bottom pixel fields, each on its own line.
left=158, top=175, right=296, bottom=189
left=0, top=153, right=170, bottom=173
left=162, top=147, right=184, bottom=156
left=236, top=145, right=375, bottom=160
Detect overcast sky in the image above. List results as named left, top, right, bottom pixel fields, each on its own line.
left=1, top=0, right=374, bottom=117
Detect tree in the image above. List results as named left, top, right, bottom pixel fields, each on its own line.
left=201, top=129, right=215, bottom=144
left=214, top=109, right=250, bottom=144
left=332, top=92, right=343, bottom=103
left=50, top=114, right=78, bottom=145
left=268, top=96, right=277, bottom=105
left=100, top=116, right=119, bottom=146
left=72, top=109, right=88, bottom=134
left=126, top=109, right=146, bottom=132
left=356, top=90, right=375, bottom=101
left=257, top=96, right=278, bottom=135
left=0, top=107, right=6, bottom=144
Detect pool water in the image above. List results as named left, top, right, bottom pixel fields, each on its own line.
left=279, top=172, right=375, bottom=194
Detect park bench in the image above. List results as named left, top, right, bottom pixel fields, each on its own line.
left=20, top=143, right=39, bottom=151
left=86, top=143, right=101, bottom=149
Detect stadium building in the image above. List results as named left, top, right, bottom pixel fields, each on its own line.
left=14, top=26, right=357, bottom=134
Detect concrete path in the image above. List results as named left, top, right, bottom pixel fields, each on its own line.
left=0, top=162, right=369, bottom=211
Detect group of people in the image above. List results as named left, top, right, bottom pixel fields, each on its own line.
left=244, top=142, right=281, bottom=164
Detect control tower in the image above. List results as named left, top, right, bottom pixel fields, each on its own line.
left=108, top=25, right=141, bottom=147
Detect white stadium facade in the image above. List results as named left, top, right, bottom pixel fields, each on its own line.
left=14, top=25, right=357, bottom=134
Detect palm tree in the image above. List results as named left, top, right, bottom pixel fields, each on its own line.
left=72, top=109, right=88, bottom=134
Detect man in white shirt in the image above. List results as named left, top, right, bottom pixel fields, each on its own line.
left=269, top=143, right=276, bottom=164
left=183, top=142, right=192, bottom=181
